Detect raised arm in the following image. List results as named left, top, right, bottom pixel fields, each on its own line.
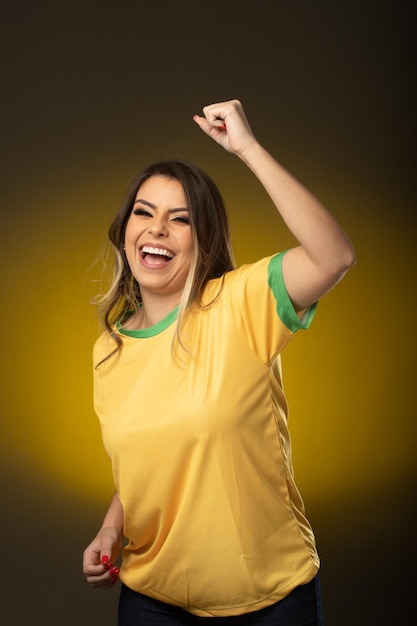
left=193, top=100, right=356, bottom=310
left=83, top=490, right=124, bottom=589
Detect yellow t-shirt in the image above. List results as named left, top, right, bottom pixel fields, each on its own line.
left=93, top=253, right=319, bottom=617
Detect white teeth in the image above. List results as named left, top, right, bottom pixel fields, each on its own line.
left=141, top=245, right=174, bottom=259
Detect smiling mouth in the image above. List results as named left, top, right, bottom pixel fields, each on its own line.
left=140, top=245, right=175, bottom=264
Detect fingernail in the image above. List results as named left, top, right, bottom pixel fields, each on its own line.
left=110, top=566, right=119, bottom=578
left=101, top=556, right=109, bottom=565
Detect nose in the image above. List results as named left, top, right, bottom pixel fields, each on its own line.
left=148, top=215, right=168, bottom=237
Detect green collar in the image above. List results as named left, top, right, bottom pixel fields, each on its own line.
left=116, top=306, right=179, bottom=338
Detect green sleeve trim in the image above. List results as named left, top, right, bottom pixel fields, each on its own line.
left=267, top=252, right=317, bottom=332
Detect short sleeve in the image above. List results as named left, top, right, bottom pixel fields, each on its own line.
left=221, top=254, right=317, bottom=364
left=267, top=252, right=317, bottom=332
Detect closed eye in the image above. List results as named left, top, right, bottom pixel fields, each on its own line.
left=172, top=215, right=190, bottom=224
left=133, top=208, right=152, bottom=217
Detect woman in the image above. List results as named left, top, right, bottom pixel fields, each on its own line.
left=83, top=99, right=355, bottom=624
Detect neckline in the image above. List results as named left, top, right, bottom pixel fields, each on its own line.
left=116, top=306, right=179, bottom=338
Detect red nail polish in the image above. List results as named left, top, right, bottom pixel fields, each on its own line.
left=110, top=566, right=119, bottom=576
left=101, top=556, right=109, bottom=565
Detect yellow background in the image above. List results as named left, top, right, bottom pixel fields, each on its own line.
left=0, top=2, right=414, bottom=624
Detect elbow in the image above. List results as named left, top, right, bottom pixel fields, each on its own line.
left=333, top=242, right=356, bottom=280
left=343, top=241, right=357, bottom=271
left=322, top=240, right=356, bottom=280
left=340, top=243, right=356, bottom=272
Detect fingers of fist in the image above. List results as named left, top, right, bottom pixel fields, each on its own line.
left=84, top=555, right=120, bottom=589
left=202, top=99, right=242, bottom=128
left=101, top=555, right=120, bottom=585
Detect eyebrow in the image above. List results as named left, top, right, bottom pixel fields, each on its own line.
left=134, top=199, right=189, bottom=213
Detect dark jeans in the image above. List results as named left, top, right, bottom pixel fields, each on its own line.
left=118, top=574, right=323, bottom=625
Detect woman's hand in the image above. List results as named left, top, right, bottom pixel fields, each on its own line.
left=83, top=526, right=122, bottom=589
left=193, top=99, right=258, bottom=156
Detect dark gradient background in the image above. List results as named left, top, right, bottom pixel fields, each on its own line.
left=0, top=1, right=415, bottom=624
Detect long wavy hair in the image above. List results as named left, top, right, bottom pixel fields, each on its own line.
left=93, top=160, right=236, bottom=365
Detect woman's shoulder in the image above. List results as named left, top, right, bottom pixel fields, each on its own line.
left=200, top=254, right=280, bottom=305
left=223, top=254, right=280, bottom=286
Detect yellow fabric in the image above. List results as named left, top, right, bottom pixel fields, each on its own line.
left=93, top=255, right=319, bottom=617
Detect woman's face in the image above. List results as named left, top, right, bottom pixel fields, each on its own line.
left=124, top=175, right=194, bottom=302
